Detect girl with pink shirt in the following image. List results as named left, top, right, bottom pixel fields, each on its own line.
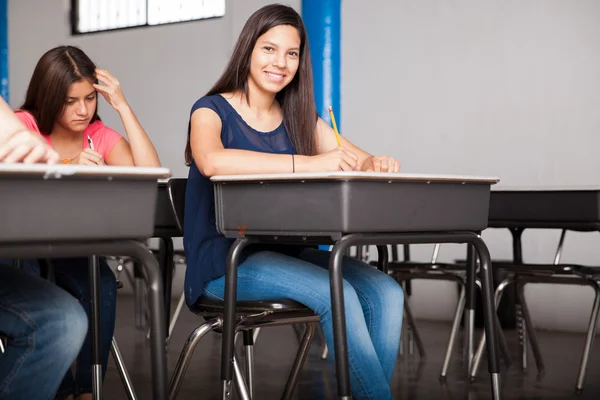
left=16, top=46, right=160, bottom=167
left=10, top=45, right=160, bottom=400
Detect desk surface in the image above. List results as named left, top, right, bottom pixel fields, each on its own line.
left=211, top=171, right=499, bottom=184
left=0, top=164, right=171, bottom=180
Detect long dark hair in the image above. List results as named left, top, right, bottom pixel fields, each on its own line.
left=185, top=3, right=317, bottom=165
left=20, top=45, right=100, bottom=134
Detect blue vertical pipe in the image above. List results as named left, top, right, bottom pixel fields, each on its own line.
left=302, top=1, right=342, bottom=252
left=302, top=0, right=341, bottom=130
left=0, top=0, right=8, bottom=102
left=0, top=0, right=7, bottom=102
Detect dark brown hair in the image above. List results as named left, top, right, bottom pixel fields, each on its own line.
left=185, top=3, right=317, bottom=165
left=20, top=45, right=99, bottom=134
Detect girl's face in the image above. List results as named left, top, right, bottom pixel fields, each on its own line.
left=248, top=24, right=301, bottom=96
left=56, top=79, right=97, bottom=133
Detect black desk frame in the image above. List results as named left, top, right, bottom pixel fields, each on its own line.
left=0, top=240, right=167, bottom=400
left=221, top=231, right=501, bottom=400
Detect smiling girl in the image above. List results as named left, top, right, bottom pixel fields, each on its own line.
left=183, top=5, right=402, bottom=399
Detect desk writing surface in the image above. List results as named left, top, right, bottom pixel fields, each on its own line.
left=212, top=172, right=496, bottom=239
left=211, top=171, right=499, bottom=184
left=0, top=164, right=170, bottom=179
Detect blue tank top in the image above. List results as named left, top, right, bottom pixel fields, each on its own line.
left=183, top=94, right=310, bottom=306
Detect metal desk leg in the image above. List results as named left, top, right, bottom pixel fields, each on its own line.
left=160, top=237, right=174, bottom=339
left=376, top=245, right=389, bottom=274
left=464, top=245, right=476, bottom=377
left=222, top=238, right=252, bottom=400
left=470, top=236, right=501, bottom=400
left=126, top=241, right=168, bottom=400
left=134, top=261, right=146, bottom=329
left=330, top=237, right=354, bottom=400
left=90, top=255, right=103, bottom=400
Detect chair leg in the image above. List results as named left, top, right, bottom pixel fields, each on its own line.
left=316, top=324, right=328, bottom=360
left=167, top=291, right=187, bottom=343
left=470, top=277, right=513, bottom=380
left=403, top=298, right=426, bottom=359
left=253, top=327, right=261, bottom=343
left=440, top=284, right=466, bottom=379
left=282, top=323, right=317, bottom=400
left=516, top=291, right=528, bottom=371
left=482, top=276, right=513, bottom=369
left=233, top=354, right=251, bottom=400
left=399, top=281, right=407, bottom=356
left=111, top=338, right=138, bottom=400
left=169, top=318, right=222, bottom=400
left=121, top=260, right=135, bottom=289
left=134, top=263, right=146, bottom=330
left=243, top=330, right=255, bottom=399
left=408, top=323, right=415, bottom=356
left=575, top=282, right=600, bottom=392
left=516, top=282, right=544, bottom=377
left=496, top=303, right=513, bottom=369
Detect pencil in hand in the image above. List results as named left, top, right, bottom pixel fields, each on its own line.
left=87, top=135, right=95, bottom=150
left=328, top=106, right=342, bottom=147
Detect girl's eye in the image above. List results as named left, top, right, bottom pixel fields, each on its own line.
left=264, top=46, right=274, bottom=51
left=289, top=51, right=299, bottom=57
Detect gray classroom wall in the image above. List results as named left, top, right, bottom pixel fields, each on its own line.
left=8, top=0, right=600, bottom=333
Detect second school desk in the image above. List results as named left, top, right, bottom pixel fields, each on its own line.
left=0, top=163, right=171, bottom=400
left=485, top=187, right=600, bottom=391
left=211, top=171, right=502, bottom=400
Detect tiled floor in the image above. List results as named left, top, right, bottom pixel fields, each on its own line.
left=104, top=295, right=600, bottom=399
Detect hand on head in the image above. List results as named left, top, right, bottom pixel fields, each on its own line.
left=93, top=68, right=128, bottom=113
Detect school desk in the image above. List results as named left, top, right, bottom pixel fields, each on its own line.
left=0, top=163, right=171, bottom=400
left=211, top=171, right=502, bottom=400
left=469, top=187, right=600, bottom=391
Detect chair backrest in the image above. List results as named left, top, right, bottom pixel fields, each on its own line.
left=167, top=178, right=187, bottom=236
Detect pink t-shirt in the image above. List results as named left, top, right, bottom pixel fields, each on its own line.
left=15, top=110, right=123, bottom=160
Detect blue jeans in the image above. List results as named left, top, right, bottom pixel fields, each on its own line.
left=0, top=264, right=87, bottom=400
left=2, top=258, right=117, bottom=396
left=204, top=249, right=404, bottom=400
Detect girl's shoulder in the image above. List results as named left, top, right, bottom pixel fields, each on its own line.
left=190, top=93, right=234, bottom=122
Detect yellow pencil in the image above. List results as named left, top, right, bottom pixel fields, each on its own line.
left=328, top=106, right=342, bottom=146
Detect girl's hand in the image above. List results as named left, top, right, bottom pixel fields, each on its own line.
left=363, top=155, right=400, bottom=172
left=309, top=146, right=360, bottom=172
left=0, top=129, right=59, bottom=164
left=77, top=148, right=105, bottom=166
